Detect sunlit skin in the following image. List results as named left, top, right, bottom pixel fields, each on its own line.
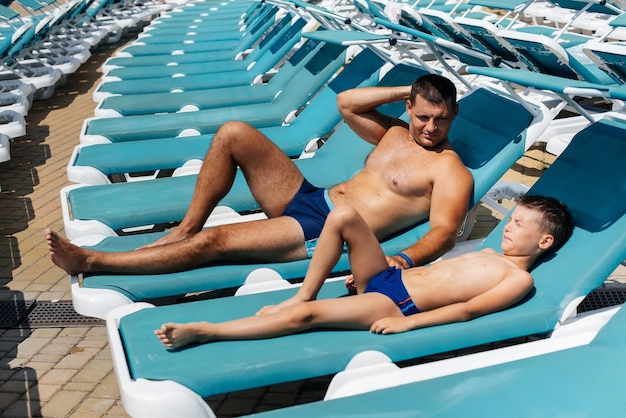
left=47, top=78, right=472, bottom=280
left=154, top=205, right=554, bottom=349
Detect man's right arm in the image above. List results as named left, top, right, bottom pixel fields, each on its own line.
left=337, top=85, right=411, bottom=144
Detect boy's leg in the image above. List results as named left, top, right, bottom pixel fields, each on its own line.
left=157, top=292, right=403, bottom=348
left=298, top=206, right=389, bottom=300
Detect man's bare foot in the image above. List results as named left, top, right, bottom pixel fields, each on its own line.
left=45, top=228, right=91, bottom=275
left=155, top=322, right=214, bottom=349
left=256, top=296, right=305, bottom=316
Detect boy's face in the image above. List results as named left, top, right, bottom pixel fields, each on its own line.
left=406, top=95, right=457, bottom=148
left=501, top=206, right=553, bottom=256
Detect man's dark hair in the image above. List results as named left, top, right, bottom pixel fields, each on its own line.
left=410, top=74, right=457, bottom=108
left=518, top=194, right=574, bottom=253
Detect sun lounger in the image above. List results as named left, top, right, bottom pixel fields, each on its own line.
left=582, top=13, right=626, bottom=84
left=113, top=5, right=279, bottom=56
left=0, top=132, right=9, bottom=163
left=68, top=82, right=542, bottom=320
left=6, top=0, right=91, bottom=76
left=99, top=15, right=311, bottom=83
left=462, top=64, right=621, bottom=156
left=91, top=15, right=308, bottom=100
left=523, top=0, right=623, bottom=35
left=100, top=4, right=281, bottom=71
left=68, top=51, right=414, bottom=185
left=105, top=112, right=626, bottom=418
left=0, top=5, right=64, bottom=99
left=80, top=34, right=351, bottom=141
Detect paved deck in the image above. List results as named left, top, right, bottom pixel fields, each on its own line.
left=0, top=33, right=624, bottom=418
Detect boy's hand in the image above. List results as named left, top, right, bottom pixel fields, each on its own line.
left=345, top=275, right=356, bottom=294
left=386, top=255, right=409, bottom=269
left=370, top=317, right=411, bottom=334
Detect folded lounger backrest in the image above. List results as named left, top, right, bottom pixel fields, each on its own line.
left=109, top=115, right=626, bottom=412
left=78, top=86, right=534, bottom=312
left=494, top=29, right=616, bottom=85
left=583, top=14, right=626, bottom=85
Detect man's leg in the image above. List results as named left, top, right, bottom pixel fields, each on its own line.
left=161, top=121, right=305, bottom=244
left=47, top=214, right=309, bottom=276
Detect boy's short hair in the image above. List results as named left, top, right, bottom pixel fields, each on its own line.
left=410, top=74, right=457, bottom=108
left=518, top=194, right=574, bottom=253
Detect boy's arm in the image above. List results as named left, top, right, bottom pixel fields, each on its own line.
left=370, top=270, right=533, bottom=334
left=390, top=158, right=474, bottom=269
left=337, top=85, right=410, bottom=145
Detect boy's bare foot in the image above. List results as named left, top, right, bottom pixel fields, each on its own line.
left=45, top=228, right=90, bottom=275
left=155, top=323, right=213, bottom=349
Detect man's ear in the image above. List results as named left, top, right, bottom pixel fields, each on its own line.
left=406, top=99, right=412, bottom=114
left=538, top=234, right=554, bottom=251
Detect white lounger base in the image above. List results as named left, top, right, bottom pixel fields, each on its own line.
left=323, top=305, right=619, bottom=401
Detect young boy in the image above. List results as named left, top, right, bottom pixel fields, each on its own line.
left=155, top=195, right=573, bottom=348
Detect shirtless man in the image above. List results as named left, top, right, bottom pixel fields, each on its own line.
left=47, top=74, right=473, bottom=276
left=155, top=195, right=574, bottom=348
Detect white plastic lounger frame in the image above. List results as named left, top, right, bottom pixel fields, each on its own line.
left=321, top=304, right=620, bottom=401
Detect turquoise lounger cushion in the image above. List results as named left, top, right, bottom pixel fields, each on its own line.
left=116, top=117, right=626, bottom=398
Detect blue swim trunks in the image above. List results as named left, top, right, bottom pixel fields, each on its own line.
left=283, top=179, right=334, bottom=256
left=365, top=267, right=420, bottom=316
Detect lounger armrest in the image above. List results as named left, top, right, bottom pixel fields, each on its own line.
left=71, top=275, right=133, bottom=320
left=80, top=118, right=113, bottom=144
left=60, top=184, right=117, bottom=240
left=465, top=66, right=612, bottom=96
left=67, top=145, right=112, bottom=185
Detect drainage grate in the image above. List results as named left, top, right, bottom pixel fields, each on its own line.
left=26, top=301, right=105, bottom=328
left=577, top=288, right=626, bottom=313
left=0, top=299, right=37, bottom=328
left=0, top=300, right=105, bottom=328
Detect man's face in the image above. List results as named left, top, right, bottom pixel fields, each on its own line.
left=406, top=95, right=457, bottom=148
left=501, top=206, right=552, bottom=256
